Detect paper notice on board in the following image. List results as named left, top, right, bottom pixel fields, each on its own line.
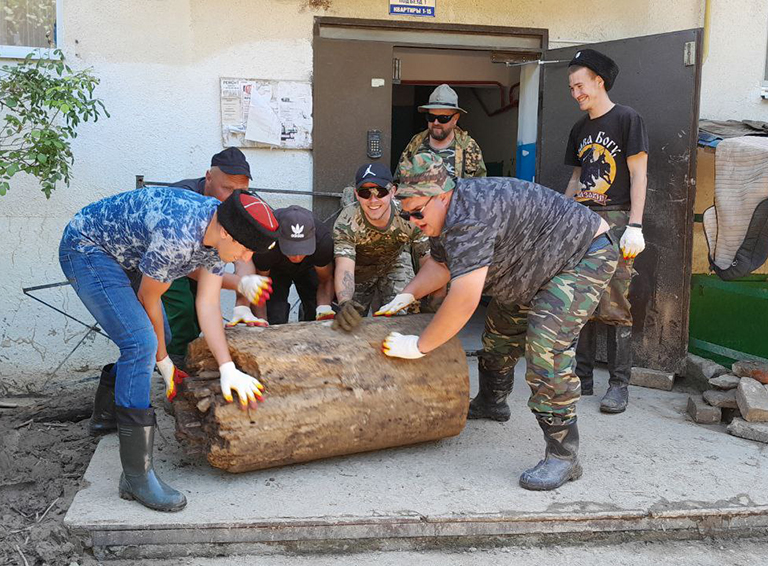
left=244, top=91, right=281, bottom=146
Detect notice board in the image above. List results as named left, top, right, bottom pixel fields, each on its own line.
left=220, top=78, right=312, bottom=149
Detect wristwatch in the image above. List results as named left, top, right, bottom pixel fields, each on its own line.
left=628, top=223, right=643, bottom=228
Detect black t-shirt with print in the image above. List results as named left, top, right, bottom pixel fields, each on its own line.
left=565, top=104, right=648, bottom=209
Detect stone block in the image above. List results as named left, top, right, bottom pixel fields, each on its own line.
left=735, top=377, right=768, bottom=422
left=732, top=360, right=768, bottom=385
left=727, top=417, right=768, bottom=444
left=686, top=396, right=721, bottom=424
left=708, top=374, right=741, bottom=390
left=702, top=389, right=738, bottom=409
left=630, top=367, right=674, bottom=391
left=685, top=354, right=729, bottom=382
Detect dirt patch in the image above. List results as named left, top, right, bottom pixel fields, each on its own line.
left=0, top=384, right=101, bottom=566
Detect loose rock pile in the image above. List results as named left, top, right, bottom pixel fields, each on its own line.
left=687, top=359, right=768, bottom=443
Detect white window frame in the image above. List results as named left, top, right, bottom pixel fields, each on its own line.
left=763, top=16, right=768, bottom=99
left=0, top=0, right=62, bottom=59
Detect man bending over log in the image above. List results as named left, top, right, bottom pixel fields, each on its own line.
left=59, top=188, right=277, bottom=512
left=376, top=154, right=618, bottom=491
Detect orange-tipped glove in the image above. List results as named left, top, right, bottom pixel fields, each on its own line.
left=219, top=361, right=265, bottom=411
left=374, top=293, right=415, bottom=317
left=315, top=305, right=335, bottom=321
left=156, top=356, right=189, bottom=401
left=226, top=305, right=269, bottom=328
left=381, top=332, right=425, bottom=359
left=619, top=226, right=645, bottom=260
left=237, top=275, right=273, bottom=306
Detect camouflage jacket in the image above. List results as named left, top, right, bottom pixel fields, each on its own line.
left=396, top=127, right=487, bottom=180
left=333, top=202, right=430, bottom=281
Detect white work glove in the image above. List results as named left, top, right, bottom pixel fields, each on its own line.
left=619, top=225, right=645, bottom=260
left=156, top=356, right=189, bottom=401
left=381, top=332, right=425, bottom=359
left=374, top=293, right=416, bottom=317
left=226, top=305, right=268, bottom=328
left=315, top=305, right=335, bottom=321
left=219, top=361, right=265, bottom=410
left=237, top=275, right=273, bottom=306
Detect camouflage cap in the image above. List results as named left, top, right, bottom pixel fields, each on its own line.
left=396, top=153, right=456, bottom=198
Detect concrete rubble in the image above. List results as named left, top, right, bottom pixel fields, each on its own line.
left=630, top=367, right=674, bottom=390
left=683, top=354, right=729, bottom=389
left=708, top=374, right=741, bottom=390
left=702, top=389, right=738, bottom=409
left=728, top=418, right=768, bottom=443
left=685, top=358, right=768, bottom=443
left=735, top=377, right=768, bottom=422
left=732, top=360, right=768, bottom=385
left=686, top=395, right=721, bottom=424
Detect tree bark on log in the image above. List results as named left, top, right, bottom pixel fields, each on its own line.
left=174, top=314, right=469, bottom=473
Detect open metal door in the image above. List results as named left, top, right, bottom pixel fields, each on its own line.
left=538, top=29, right=703, bottom=373
left=313, top=35, right=394, bottom=222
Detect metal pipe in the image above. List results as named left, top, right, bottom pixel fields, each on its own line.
left=398, top=79, right=508, bottom=107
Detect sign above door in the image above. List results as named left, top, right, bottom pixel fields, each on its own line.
left=389, top=0, right=436, bottom=18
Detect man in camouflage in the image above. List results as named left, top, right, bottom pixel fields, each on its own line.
left=565, top=49, right=649, bottom=414
left=377, top=153, right=618, bottom=491
left=331, top=162, right=430, bottom=332
left=396, top=84, right=486, bottom=181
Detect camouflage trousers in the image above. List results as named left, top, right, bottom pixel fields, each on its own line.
left=591, top=210, right=636, bottom=326
left=353, top=250, right=417, bottom=314
left=482, top=234, right=618, bottom=420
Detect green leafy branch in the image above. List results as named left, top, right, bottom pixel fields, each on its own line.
left=0, top=49, right=109, bottom=198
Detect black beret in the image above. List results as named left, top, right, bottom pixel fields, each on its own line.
left=569, top=49, right=619, bottom=91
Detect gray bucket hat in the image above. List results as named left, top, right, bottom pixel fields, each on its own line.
left=417, top=84, right=466, bottom=113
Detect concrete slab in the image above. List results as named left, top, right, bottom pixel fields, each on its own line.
left=65, top=311, right=768, bottom=558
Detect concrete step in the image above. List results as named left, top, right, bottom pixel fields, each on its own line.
left=65, top=361, right=768, bottom=560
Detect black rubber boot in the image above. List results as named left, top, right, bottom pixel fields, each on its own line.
left=89, top=364, right=117, bottom=436
left=519, top=416, right=582, bottom=491
left=575, top=321, right=596, bottom=395
left=116, top=406, right=187, bottom=512
left=600, top=325, right=632, bottom=414
left=468, top=368, right=514, bottom=422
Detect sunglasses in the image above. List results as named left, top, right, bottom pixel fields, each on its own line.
left=356, top=185, right=390, bottom=199
left=399, top=197, right=434, bottom=221
left=426, top=112, right=457, bottom=124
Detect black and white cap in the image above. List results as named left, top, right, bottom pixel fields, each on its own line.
left=276, top=205, right=316, bottom=257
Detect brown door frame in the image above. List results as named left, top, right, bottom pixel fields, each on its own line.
left=314, top=17, right=548, bottom=50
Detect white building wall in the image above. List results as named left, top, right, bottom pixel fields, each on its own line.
left=698, top=0, right=768, bottom=121
left=0, top=0, right=763, bottom=390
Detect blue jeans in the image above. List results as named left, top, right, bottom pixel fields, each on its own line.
left=59, top=237, right=171, bottom=409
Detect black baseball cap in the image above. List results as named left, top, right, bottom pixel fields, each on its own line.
left=355, top=162, right=394, bottom=190
left=211, top=147, right=252, bottom=179
left=276, top=206, right=316, bottom=257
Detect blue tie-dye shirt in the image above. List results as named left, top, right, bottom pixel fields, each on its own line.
left=62, top=187, right=226, bottom=283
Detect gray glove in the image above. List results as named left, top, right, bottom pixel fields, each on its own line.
left=332, top=300, right=364, bottom=332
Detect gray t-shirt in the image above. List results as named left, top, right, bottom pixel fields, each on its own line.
left=430, top=177, right=602, bottom=305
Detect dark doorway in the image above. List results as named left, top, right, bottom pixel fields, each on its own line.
left=389, top=46, right=521, bottom=178
left=312, top=18, right=546, bottom=222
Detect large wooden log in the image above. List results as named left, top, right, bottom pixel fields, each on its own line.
left=174, top=314, right=469, bottom=473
